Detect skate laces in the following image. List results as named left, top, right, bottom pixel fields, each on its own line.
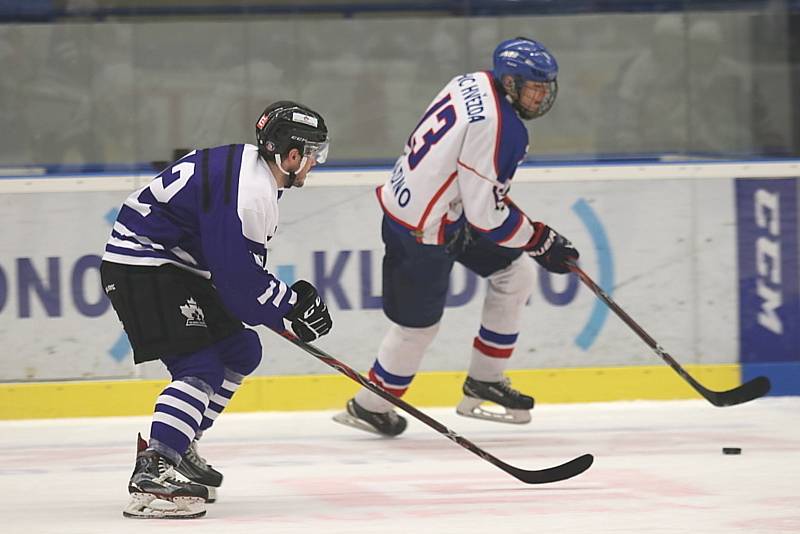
left=153, top=456, right=182, bottom=484
left=498, top=377, right=522, bottom=398
left=469, top=376, right=523, bottom=399
left=184, top=441, right=209, bottom=469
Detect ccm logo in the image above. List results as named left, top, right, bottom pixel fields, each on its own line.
left=754, top=188, right=783, bottom=334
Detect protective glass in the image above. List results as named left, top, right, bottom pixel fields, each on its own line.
left=304, top=139, right=330, bottom=164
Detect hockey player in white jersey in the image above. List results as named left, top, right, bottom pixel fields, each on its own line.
left=101, top=101, right=333, bottom=518
left=334, top=37, right=579, bottom=436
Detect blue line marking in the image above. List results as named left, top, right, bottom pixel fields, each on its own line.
left=572, top=199, right=614, bottom=350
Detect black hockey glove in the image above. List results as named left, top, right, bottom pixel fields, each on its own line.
left=284, top=280, right=333, bottom=342
left=524, top=222, right=579, bottom=274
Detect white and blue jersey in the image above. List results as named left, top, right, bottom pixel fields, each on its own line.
left=377, top=70, right=534, bottom=248
left=103, top=144, right=296, bottom=332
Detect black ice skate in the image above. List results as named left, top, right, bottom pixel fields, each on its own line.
left=456, top=376, right=534, bottom=424
left=123, top=434, right=208, bottom=519
left=332, top=398, right=407, bottom=437
left=176, top=439, right=223, bottom=503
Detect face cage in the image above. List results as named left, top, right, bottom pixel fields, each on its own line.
left=514, top=78, right=558, bottom=120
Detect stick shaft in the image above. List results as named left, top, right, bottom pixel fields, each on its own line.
left=567, top=261, right=770, bottom=406
left=280, top=331, right=593, bottom=483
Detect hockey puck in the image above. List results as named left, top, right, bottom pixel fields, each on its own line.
left=722, top=447, right=742, bottom=455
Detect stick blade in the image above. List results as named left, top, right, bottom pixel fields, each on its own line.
left=507, top=454, right=594, bottom=484
left=709, top=375, right=771, bottom=407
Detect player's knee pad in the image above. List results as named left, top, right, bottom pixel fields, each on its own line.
left=487, top=253, right=537, bottom=299
left=217, top=328, right=263, bottom=377
left=400, top=322, right=440, bottom=346
left=387, top=322, right=440, bottom=354
left=162, top=346, right=226, bottom=393
left=373, top=321, right=441, bottom=380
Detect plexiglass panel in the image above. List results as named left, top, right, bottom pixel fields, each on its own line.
left=0, top=8, right=793, bottom=167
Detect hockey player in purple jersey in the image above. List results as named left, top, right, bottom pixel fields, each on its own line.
left=334, top=38, right=579, bottom=436
left=101, top=101, right=333, bottom=518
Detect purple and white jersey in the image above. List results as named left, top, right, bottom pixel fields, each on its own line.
left=378, top=70, right=534, bottom=247
left=103, top=144, right=295, bottom=332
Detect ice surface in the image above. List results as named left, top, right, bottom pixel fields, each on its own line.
left=1, top=398, right=798, bottom=533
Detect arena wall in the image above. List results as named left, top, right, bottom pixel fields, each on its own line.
left=1, top=160, right=798, bottom=418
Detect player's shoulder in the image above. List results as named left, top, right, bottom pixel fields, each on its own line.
left=236, top=143, right=264, bottom=174
left=238, top=143, right=260, bottom=165
left=237, top=144, right=277, bottom=209
left=445, top=71, right=501, bottom=125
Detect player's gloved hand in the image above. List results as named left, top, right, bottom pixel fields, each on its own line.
left=284, top=280, right=333, bottom=342
left=524, top=222, right=579, bottom=274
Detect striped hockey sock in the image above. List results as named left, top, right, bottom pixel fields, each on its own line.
left=199, top=370, right=243, bottom=432
left=368, top=359, right=415, bottom=397
left=468, top=325, right=518, bottom=382
left=354, top=323, right=436, bottom=413
left=149, top=379, right=211, bottom=465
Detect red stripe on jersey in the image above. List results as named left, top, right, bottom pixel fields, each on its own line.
left=455, top=163, right=526, bottom=241
left=473, top=337, right=514, bottom=358
left=375, top=185, right=416, bottom=230
left=437, top=214, right=448, bottom=244
left=456, top=158, right=493, bottom=183
left=368, top=368, right=408, bottom=397
left=415, top=171, right=457, bottom=243
left=484, top=71, right=503, bottom=180
left=454, top=160, right=498, bottom=231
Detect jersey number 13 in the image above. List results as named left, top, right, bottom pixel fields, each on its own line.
left=407, top=93, right=456, bottom=170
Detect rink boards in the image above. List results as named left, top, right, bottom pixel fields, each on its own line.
left=0, top=160, right=798, bottom=418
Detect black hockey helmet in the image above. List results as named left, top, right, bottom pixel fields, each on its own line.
left=255, top=101, right=329, bottom=167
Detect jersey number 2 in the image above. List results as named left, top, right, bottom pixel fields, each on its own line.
left=125, top=155, right=196, bottom=217
left=407, top=94, right=456, bottom=170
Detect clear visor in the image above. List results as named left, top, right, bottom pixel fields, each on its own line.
left=303, top=139, right=330, bottom=164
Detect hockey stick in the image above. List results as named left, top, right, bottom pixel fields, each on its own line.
left=566, top=261, right=771, bottom=407
left=280, top=331, right=593, bottom=484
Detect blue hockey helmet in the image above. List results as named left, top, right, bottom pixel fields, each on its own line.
left=492, top=37, right=558, bottom=120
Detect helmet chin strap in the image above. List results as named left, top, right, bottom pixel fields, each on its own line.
left=274, top=154, right=308, bottom=188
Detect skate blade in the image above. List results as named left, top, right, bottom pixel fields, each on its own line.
left=332, top=410, right=384, bottom=436
left=123, top=493, right=207, bottom=519
left=456, top=396, right=532, bottom=424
